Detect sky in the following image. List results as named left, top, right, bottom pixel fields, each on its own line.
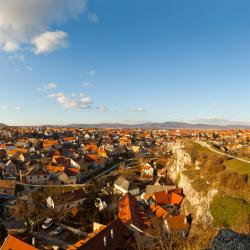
left=1, top=0, right=250, bottom=125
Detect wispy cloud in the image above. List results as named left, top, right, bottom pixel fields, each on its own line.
left=96, top=106, right=108, bottom=112
left=87, top=12, right=98, bottom=24
left=49, top=92, right=92, bottom=109
left=82, top=81, right=93, bottom=87
left=1, top=106, right=22, bottom=111
left=26, top=66, right=34, bottom=72
left=130, top=107, right=144, bottom=112
left=86, top=69, right=96, bottom=76
left=1, top=106, right=9, bottom=111
left=209, top=102, right=217, bottom=107
left=38, top=82, right=57, bottom=92
left=8, top=54, right=25, bottom=61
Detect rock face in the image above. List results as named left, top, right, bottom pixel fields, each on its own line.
left=168, top=142, right=218, bottom=228
left=212, top=229, right=250, bottom=250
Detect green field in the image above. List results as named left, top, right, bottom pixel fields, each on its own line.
left=210, top=194, right=250, bottom=231
left=191, top=141, right=250, bottom=176
left=224, top=158, right=250, bottom=175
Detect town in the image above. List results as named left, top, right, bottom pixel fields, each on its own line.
left=0, top=126, right=250, bottom=249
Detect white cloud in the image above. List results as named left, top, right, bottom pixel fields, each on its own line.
left=0, top=0, right=86, bottom=53
left=209, top=102, right=217, bottom=107
left=82, top=81, right=93, bottom=87
left=26, top=66, right=34, bottom=72
left=49, top=92, right=92, bottom=109
left=86, top=69, right=96, bottom=76
left=0, top=106, right=23, bottom=111
left=38, top=82, right=57, bottom=92
left=31, top=31, right=69, bottom=54
left=87, top=12, right=98, bottom=23
left=8, top=54, right=25, bottom=61
left=3, top=42, right=20, bottom=52
left=79, top=97, right=92, bottom=108
left=1, top=106, right=8, bottom=111
left=96, top=106, right=108, bottom=112
left=130, top=107, right=144, bottom=112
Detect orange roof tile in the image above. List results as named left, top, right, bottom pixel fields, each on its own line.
left=153, top=191, right=170, bottom=205
left=0, top=180, right=16, bottom=189
left=166, top=215, right=188, bottom=232
left=170, top=192, right=184, bottom=206
left=47, top=165, right=65, bottom=173
left=118, top=193, right=149, bottom=231
left=1, top=235, right=38, bottom=250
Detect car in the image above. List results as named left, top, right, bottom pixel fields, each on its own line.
left=42, top=218, right=53, bottom=230
left=52, top=225, right=65, bottom=235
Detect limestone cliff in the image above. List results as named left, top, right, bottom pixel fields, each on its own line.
left=168, top=142, right=218, bottom=228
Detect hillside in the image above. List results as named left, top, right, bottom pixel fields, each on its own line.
left=66, top=121, right=250, bottom=129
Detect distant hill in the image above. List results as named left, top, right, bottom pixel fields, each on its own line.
left=66, top=121, right=250, bottom=129
left=0, top=123, right=7, bottom=127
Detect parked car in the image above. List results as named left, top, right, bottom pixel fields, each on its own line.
left=52, top=225, right=65, bottom=235
left=42, top=218, right=53, bottom=230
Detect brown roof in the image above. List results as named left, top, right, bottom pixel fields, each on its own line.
left=52, top=188, right=85, bottom=206
left=153, top=191, right=170, bottom=205
left=67, top=218, right=131, bottom=250
left=166, top=215, right=189, bottom=232
left=0, top=180, right=16, bottom=189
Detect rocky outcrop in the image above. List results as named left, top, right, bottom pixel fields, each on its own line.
left=168, top=142, right=218, bottom=228
left=212, top=229, right=250, bottom=250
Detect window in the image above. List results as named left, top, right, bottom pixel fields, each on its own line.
left=37, top=176, right=40, bottom=179
left=44, top=175, right=48, bottom=178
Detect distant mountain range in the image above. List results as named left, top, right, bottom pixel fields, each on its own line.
left=66, top=122, right=250, bottom=129
left=2, top=121, right=250, bottom=129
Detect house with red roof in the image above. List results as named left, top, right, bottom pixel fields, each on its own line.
left=1, top=235, right=38, bottom=250
left=67, top=218, right=132, bottom=250
left=118, top=193, right=150, bottom=234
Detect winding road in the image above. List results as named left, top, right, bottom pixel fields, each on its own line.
left=195, top=140, right=250, bottom=164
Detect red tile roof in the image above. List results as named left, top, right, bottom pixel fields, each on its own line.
left=1, top=235, right=38, bottom=250
left=153, top=191, right=170, bottom=205
left=150, top=203, right=167, bottom=218
left=118, top=193, right=149, bottom=231
left=169, top=192, right=184, bottom=206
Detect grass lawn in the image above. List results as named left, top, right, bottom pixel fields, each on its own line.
left=210, top=194, right=250, bottom=232
left=224, top=158, right=250, bottom=175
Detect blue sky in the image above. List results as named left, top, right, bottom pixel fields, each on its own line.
left=1, top=0, right=250, bottom=125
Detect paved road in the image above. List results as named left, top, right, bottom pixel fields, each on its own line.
left=195, top=140, right=250, bottom=164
